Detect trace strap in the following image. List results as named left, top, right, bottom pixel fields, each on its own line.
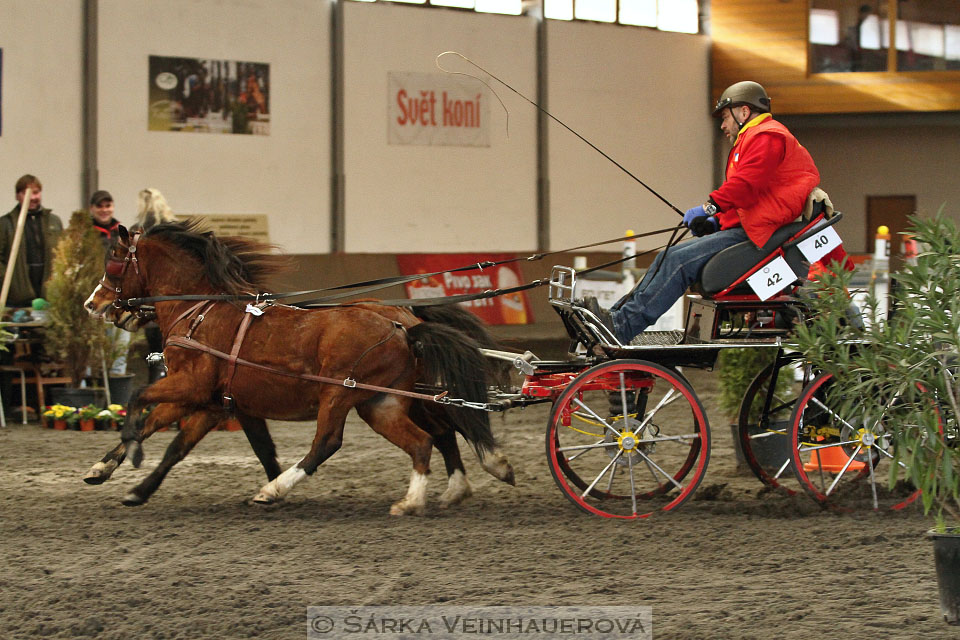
left=166, top=335, right=453, bottom=405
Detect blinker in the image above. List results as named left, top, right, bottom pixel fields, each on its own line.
left=105, top=260, right=125, bottom=277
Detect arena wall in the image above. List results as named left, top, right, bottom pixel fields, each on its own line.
left=0, top=0, right=84, bottom=217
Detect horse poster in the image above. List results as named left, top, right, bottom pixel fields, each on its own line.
left=148, top=55, right=270, bottom=135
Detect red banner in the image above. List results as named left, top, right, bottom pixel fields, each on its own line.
left=396, top=254, right=534, bottom=325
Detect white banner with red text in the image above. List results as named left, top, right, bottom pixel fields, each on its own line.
left=388, top=72, right=490, bottom=147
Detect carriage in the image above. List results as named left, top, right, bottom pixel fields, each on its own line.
left=475, top=206, right=931, bottom=518
left=82, top=204, right=931, bottom=519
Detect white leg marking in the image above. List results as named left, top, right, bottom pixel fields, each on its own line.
left=253, top=465, right=307, bottom=504
left=390, top=470, right=429, bottom=516
left=438, top=469, right=473, bottom=508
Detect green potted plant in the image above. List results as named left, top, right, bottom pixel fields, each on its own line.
left=792, top=211, right=960, bottom=625
left=96, top=404, right=125, bottom=430
left=44, top=211, right=109, bottom=405
left=78, top=404, right=100, bottom=431
left=44, top=404, right=76, bottom=430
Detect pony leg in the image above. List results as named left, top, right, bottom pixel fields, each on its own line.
left=357, top=395, right=434, bottom=516
left=432, top=429, right=473, bottom=508
left=252, top=391, right=352, bottom=505
left=121, top=410, right=221, bottom=506
left=83, top=402, right=191, bottom=484
left=235, top=412, right=281, bottom=481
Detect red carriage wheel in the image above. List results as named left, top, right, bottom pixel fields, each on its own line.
left=546, top=359, right=710, bottom=518
left=789, top=372, right=940, bottom=510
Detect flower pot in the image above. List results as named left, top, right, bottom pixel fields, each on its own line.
left=930, top=527, right=960, bottom=625
left=53, top=419, right=67, bottom=430
left=107, top=373, right=137, bottom=406
left=79, top=418, right=96, bottom=432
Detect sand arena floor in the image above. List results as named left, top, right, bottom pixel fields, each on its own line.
left=0, top=368, right=955, bottom=639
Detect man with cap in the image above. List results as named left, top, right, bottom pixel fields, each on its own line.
left=0, top=174, right=64, bottom=307
left=583, top=81, right=821, bottom=343
left=90, top=190, right=121, bottom=250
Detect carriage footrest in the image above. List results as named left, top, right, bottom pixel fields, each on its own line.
left=625, top=330, right=688, bottom=347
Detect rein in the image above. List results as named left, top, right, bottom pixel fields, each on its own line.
left=110, top=224, right=683, bottom=311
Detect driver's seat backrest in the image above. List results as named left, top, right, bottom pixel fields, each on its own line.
left=698, top=200, right=841, bottom=297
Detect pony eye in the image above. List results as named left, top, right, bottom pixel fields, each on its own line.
left=105, top=260, right=125, bottom=277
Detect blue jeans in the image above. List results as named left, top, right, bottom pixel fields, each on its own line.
left=610, top=227, right=749, bottom=342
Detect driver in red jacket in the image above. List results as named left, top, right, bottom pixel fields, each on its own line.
left=584, top=81, right=822, bottom=343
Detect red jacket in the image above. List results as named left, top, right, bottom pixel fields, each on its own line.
left=710, top=115, right=820, bottom=247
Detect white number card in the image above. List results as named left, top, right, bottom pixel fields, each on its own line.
left=797, top=225, right=842, bottom=264
left=746, top=255, right=798, bottom=301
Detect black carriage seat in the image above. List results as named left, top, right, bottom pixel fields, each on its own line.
left=697, top=202, right=843, bottom=298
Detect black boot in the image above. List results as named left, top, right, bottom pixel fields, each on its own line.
left=581, top=296, right=616, bottom=335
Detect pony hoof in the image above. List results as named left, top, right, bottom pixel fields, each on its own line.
left=121, top=492, right=146, bottom=507
left=252, top=492, right=280, bottom=505
left=502, top=466, right=516, bottom=487
left=390, top=501, right=425, bottom=516
left=83, top=462, right=113, bottom=485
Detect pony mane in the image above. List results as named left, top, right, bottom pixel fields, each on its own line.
left=144, top=219, right=291, bottom=294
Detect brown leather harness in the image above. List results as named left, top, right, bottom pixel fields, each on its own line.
left=103, top=234, right=449, bottom=409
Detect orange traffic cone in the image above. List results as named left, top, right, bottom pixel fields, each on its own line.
left=804, top=443, right=866, bottom=473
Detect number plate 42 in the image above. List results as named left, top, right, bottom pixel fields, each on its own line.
left=746, top=255, right=798, bottom=301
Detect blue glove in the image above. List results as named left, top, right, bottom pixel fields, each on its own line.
left=683, top=205, right=706, bottom=228
left=690, top=216, right=719, bottom=237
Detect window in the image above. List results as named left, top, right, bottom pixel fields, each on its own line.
left=545, top=0, right=699, bottom=33
left=810, top=0, right=960, bottom=73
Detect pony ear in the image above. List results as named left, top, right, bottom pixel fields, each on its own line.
left=119, top=225, right=129, bottom=243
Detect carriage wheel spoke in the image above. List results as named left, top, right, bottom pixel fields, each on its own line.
left=872, top=445, right=910, bottom=469
left=799, top=439, right=862, bottom=452
left=582, top=449, right=624, bottom=498
left=572, top=398, right=621, bottom=438
left=634, top=449, right=684, bottom=491
left=825, top=444, right=863, bottom=496
left=749, top=428, right=786, bottom=440
left=627, top=445, right=637, bottom=516
left=866, top=444, right=879, bottom=509
left=637, top=389, right=680, bottom=432
left=773, top=456, right=791, bottom=480
left=558, top=440, right=619, bottom=454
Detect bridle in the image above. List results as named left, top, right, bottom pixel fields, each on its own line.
left=100, top=231, right=156, bottom=324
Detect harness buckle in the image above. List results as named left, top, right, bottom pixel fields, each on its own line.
left=222, top=394, right=234, bottom=411
left=342, top=377, right=357, bottom=388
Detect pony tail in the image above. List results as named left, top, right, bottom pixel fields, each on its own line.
left=406, top=321, right=496, bottom=458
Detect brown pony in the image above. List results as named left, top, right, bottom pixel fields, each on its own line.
left=83, top=221, right=514, bottom=514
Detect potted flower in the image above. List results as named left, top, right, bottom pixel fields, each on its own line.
left=44, top=211, right=110, bottom=402
left=792, top=212, right=960, bottom=625
left=95, top=404, right=125, bottom=430
left=65, top=406, right=80, bottom=430
left=78, top=404, right=100, bottom=431
left=45, top=404, right=76, bottom=430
